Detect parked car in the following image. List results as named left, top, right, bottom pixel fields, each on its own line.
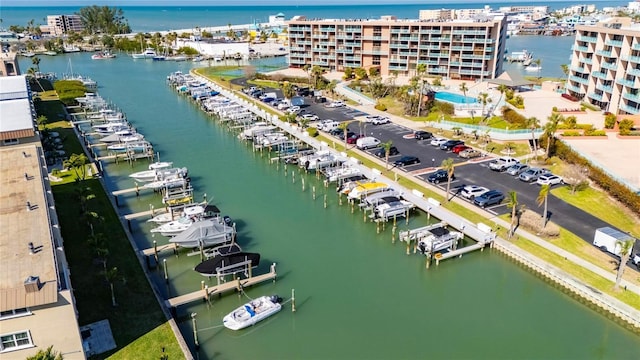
left=506, top=163, right=530, bottom=176
left=243, top=86, right=259, bottom=94
left=536, top=174, right=564, bottom=186
left=364, top=115, right=381, bottom=123
left=372, top=116, right=391, bottom=125
left=318, top=120, right=340, bottom=132
left=337, top=131, right=356, bottom=140
left=414, top=131, right=432, bottom=140
left=277, top=102, right=290, bottom=110
left=427, top=169, right=454, bottom=184
left=356, top=136, right=381, bottom=150
left=300, top=114, right=319, bottom=121
left=328, top=127, right=344, bottom=136
left=286, top=106, right=301, bottom=114
left=473, top=190, right=505, bottom=208
left=373, top=146, right=399, bottom=158
left=518, top=168, right=549, bottom=182
left=460, top=185, right=490, bottom=200
left=451, top=144, right=470, bottom=154
left=346, top=134, right=365, bottom=144
left=430, top=138, right=448, bottom=147
left=459, top=149, right=482, bottom=159
left=393, top=155, right=420, bottom=166
left=633, top=253, right=640, bottom=269
left=327, top=100, right=345, bottom=108
left=440, top=140, right=465, bottom=151
left=489, top=156, right=519, bottom=171
left=261, top=97, right=276, bottom=103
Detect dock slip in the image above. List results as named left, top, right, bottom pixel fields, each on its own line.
left=165, top=263, right=277, bottom=308
left=123, top=207, right=167, bottom=221
left=435, top=242, right=489, bottom=264
left=141, top=243, right=175, bottom=256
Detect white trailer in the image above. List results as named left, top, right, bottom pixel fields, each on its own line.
left=593, top=227, right=634, bottom=257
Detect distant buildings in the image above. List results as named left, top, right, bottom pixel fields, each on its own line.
left=287, top=14, right=507, bottom=81
left=41, top=14, right=85, bottom=36
left=567, top=17, right=640, bottom=115
left=0, top=76, right=84, bottom=359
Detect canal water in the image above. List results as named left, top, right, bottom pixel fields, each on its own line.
left=25, top=54, right=640, bottom=359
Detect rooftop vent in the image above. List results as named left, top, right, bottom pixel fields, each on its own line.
left=24, top=276, right=41, bottom=293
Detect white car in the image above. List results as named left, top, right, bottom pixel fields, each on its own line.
left=430, top=138, right=448, bottom=147
left=286, top=106, right=301, bottom=114
left=327, top=101, right=344, bottom=108
left=372, top=116, right=390, bottom=125
left=536, top=174, right=564, bottom=186
left=277, top=102, right=290, bottom=110
left=363, top=115, right=380, bottom=123
left=460, top=185, right=490, bottom=200
left=300, top=114, right=319, bottom=121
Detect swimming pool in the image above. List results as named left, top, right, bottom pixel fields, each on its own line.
left=435, top=91, right=477, bottom=104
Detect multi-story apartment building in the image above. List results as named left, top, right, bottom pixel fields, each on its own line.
left=45, top=14, right=85, bottom=36
left=0, top=76, right=84, bottom=359
left=567, top=17, right=640, bottom=115
left=287, top=14, right=507, bottom=81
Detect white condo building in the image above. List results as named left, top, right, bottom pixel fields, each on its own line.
left=567, top=17, right=640, bottom=115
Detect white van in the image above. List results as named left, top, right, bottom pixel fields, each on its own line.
left=356, top=136, right=381, bottom=150
left=318, top=120, right=339, bottom=132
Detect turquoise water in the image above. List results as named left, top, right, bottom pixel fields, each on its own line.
left=435, top=91, right=478, bottom=104
left=21, top=52, right=640, bottom=359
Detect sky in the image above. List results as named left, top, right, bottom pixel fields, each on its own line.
left=1, top=0, right=624, bottom=6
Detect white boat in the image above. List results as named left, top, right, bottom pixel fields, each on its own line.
left=143, top=176, right=189, bottom=190
left=132, top=47, right=157, bottom=59
left=92, top=50, right=116, bottom=59
left=222, top=295, right=283, bottom=331
left=169, top=218, right=235, bottom=248
left=169, top=55, right=187, bottom=62
left=152, top=55, right=166, bottom=61
left=63, top=45, right=81, bottom=53
left=525, top=63, right=541, bottom=72
left=150, top=216, right=194, bottom=237
left=130, top=166, right=188, bottom=182
left=107, top=141, right=150, bottom=153
left=149, top=161, right=173, bottom=170
left=347, top=182, right=391, bottom=200
left=399, top=223, right=464, bottom=255
left=370, top=196, right=415, bottom=221
left=147, top=203, right=209, bottom=224
left=325, top=166, right=361, bottom=182
left=239, top=122, right=277, bottom=140
left=100, top=131, right=144, bottom=143
left=93, top=123, right=129, bottom=135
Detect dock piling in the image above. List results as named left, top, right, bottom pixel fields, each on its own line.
left=323, top=194, right=327, bottom=208
left=291, top=288, right=296, bottom=312
left=153, top=240, right=158, bottom=263
left=163, top=259, right=168, bottom=284
left=191, top=313, right=199, bottom=350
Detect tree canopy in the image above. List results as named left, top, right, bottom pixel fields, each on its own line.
left=77, top=5, right=131, bottom=35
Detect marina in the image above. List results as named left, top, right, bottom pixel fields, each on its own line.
left=22, top=52, right=640, bottom=359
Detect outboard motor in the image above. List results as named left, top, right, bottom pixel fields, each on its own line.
left=223, top=216, right=232, bottom=227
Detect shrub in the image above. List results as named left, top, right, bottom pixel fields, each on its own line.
left=374, top=102, right=387, bottom=111
left=552, top=106, right=558, bottom=112
left=307, top=128, right=318, bottom=137
left=583, top=129, right=606, bottom=136
left=53, top=80, right=86, bottom=106
left=432, top=77, right=442, bottom=87
left=561, top=130, right=583, bottom=136
left=433, top=100, right=454, bottom=115
left=619, top=119, right=635, bottom=135
left=604, top=113, right=617, bottom=129
left=519, top=210, right=560, bottom=237
left=501, top=107, right=527, bottom=128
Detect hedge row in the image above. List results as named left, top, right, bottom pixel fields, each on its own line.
left=553, top=139, right=640, bottom=215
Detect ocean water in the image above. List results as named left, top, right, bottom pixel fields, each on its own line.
left=18, top=52, right=640, bottom=359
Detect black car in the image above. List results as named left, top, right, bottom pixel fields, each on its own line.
left=414, top=131, right=433, bottom=140
left=473, top=190, right=505, bottom=208
left=427, top=169, right=455, bottom=184
left=337, top=131, right=355, bottom=140
left=394, top=155, right=420, bottom=166
left=329, top=128, right=344, bottom=136
left=373, top=146, right=399, bottom=158
left=439, top=140, right=465, bottom=151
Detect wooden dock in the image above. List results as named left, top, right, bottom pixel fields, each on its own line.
left=124, top=207, right=167, bottom=220
left=165, top=263, right=277, bottom=309
left=141, top=243, right=175, bottom=256
left=112, top=186, right=144, bottom=196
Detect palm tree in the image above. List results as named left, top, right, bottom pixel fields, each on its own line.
left=337, top=121, right=350, bottom=150
left=614, top=238, right=635, bottom=291
left=536, top=184, right=550, bottom=229
left=505, top=190, right=523, bottom=239
left=31, top=56, right=41, bottom=72
left=302, top=64, right=311, bottom=87
left=496, top=84, right=508, bottom=108
left=27, top=346, right=63, bottom=360
left=544, top=112, right=563, bottom=159
left=533, top=59, right=542, bottom=79
left=477, top=92, right=490, bottom=123
left=441, top=158, right=455, bottom=202
left=381, top=140, right=393, bottom=170
left=326, top=80, right=337, bottom=100
left=415, top=63, right=427, bottom=117
left=459, top=82, right=468, bottom=102
left=282, top=82, right=296, bottom=100
left=527, top=117, right=541, bottom=158
left=560, top=64, right=569, bottom=77
left=103, top=266, right=119, bottom=307
left=311, top=65, right=324, bottom=89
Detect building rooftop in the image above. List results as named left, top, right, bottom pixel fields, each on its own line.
left=0, top=99, right=34, bottom=133
left=0, top=144, right=58, bottom=312
left=0, top=75, right=29, bottom=100
left=288, top=15, right=504, bottom=24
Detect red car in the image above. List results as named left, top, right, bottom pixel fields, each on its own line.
left=346, top=134, right=365, bottom=144
left=452, top=144, right=471, bottom=154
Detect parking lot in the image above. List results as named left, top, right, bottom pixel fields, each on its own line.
left=240, top=82, right=613, bottom=246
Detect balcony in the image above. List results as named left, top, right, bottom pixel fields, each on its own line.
left=463, top=54, right=492, bottom=60
left=311, top=60, right=329, bottom=66
left=566, top=83, right=585, bottom=94
left=569, top=75, right=590, bottom=85
left=419, top=44, right=440, bottom=50
left=314, top=47, right=329, bottom=53
left=319, top=54, right=335, bottom=60
left=465, top=38, right=494, bottom=43
left=459, top=69, right=491, bottom=76
left=432, top=52, right=450, bottom=58
left=580, top=57, right=593, bottom=64
left=389, top=65, right=408, bottom=71
left=578, top=35, right=597, bottom=43
left=296, top=40, right=312, bottom=45
left=596, top=49, right=614, bottom=57
left=362, top=35, right=383, bottom=41
left=620, top=102, right=640, bottom=114
left=572, top=45, right=589, bottom=52
left=390, top=28, right=411, bottom=34
left=571, top=66, right=587, bottom=74
left=622, top=55, right=640, bottom=63
left=320, top=26, right=335, bottom=32
left=605, top=39, right=624, bottom=47
left=601, top=62, right=617, bottom=70
left=362, top=48, right=386, bottom=55
left=622, top=91, right=640, bottom=102
left=591, top=71, right=607, bottom=80
left=628, top=68, right=640, bottom=77
left=430, top=67, right=449, bottom=74
left=389, top=56, right=408, bottom=63
left=431, top=36, right=451, bottom=42
left=399, top=50, right=418, bottom=57
left=289, top=58, right=306, bottom=64
left=417, top=60, right=438, bottom=65
left=343, top=55, right=360, bottom=61
left=452, top=30, right=487, bottom=36
left=633, top=43, right=640, bottom=51
left=595, top=83, right=613, bottom=93
left=451, top=46, right=474, bottom=51
left=336, top=48, right=354, bottom=54
left=588, top=92, right=604, bottom=101
left=389, top=43, right=410, bottom=49
left=344, top=26, right=362, bottom=32
left=616, top=78, right=637, bottom=88
left=317, top=41, right=332, bottom=46
left=419, top=29, right=440, bottom=34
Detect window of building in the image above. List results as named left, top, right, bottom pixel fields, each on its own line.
left=1, top=331, right=33, bottom=352
left=0, top=308, right=31, bottom=321
left=3, top=139, right=19, bottom=145
left=373, top=56, right=381, bottom=65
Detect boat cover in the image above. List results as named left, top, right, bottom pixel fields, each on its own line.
left=169, top=219, right=233, bottom=245
left=194, top=252, right=261, bottom=275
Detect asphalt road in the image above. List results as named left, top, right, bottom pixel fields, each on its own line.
left=232, top=80, right=629, bottom=255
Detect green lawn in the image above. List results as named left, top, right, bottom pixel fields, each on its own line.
left=53, top=180, right=181, bottom=359
left=35, top=97, right=67, bottom=123
left=552, top=186, right=640, bottom=238
left=107, top=322, right=183, bottom=360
